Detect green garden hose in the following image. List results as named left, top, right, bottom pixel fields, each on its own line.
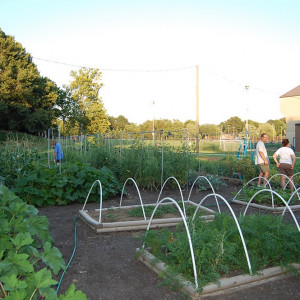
left=56, top=216, right=78, bottom=294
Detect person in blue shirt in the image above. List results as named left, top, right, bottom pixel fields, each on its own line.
left=52, top=141, right=64, bottom=165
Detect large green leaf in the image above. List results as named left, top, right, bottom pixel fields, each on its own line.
left=5, top=252, right=34, bottom=273
left=0, top=273, right=27, bottom=291
left=58, top=283, right=87, bottom=300
left=30, top=268, right=57, bottom=289
left=3, top=289, right=28, bottom=300
left=6, top=202, right=27, bottom=216
left=41, top=242, right=65, bottom=275
left=11, top=232, right=34, bottom=250
left=26, top=215, right=52, bottom=243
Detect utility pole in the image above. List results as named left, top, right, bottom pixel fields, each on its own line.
left=196, top=65, right=199, bottom=153
left=152, top=100, right=155, bottom=142
left=245, top=85, right=249, bottom=138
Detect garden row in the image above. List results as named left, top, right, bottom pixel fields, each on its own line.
left=1, top=136, right=299, bottom=208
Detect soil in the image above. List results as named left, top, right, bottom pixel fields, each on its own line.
left=39, top=181, right=300, bottom=300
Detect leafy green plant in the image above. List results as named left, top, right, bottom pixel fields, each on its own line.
left=0, top=185, right=86, bottom=299
left=188, top=172, right=227, bottom=191
left=106, top=210, right=117, bottom=222
left=128, top=205, right=178, bottom=218
left=128, top=203, right=200, bottom=218
left=235, top=186, right=295, bottom=205
left=12, top=161, right=123, bottom=207
left=142, top=213, right=300, bottom=292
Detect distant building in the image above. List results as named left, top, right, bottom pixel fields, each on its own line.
left=280, top=85, right=300, bottom=152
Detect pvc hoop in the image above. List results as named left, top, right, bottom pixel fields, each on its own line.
left=142, top=197, right=198, bottom=288
left=232, top=176, right=274, bottom=208
left=81, top=180, right=103, bottom=224
left=119, top=178, right=146, bottom=220
left=269, top=173, right=299, bottom=200
left=157, top=177, right=186, bottom=217
left=243, top=189, right=300, bottom=231
left=187, top=175, right=221, bottom=213
left=192, top=193, right=253, bottom=275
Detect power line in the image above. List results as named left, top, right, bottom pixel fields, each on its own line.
left=32, top=56, right=281, bottom=95
left=199, top=65, right=281, bottom=96
left=32, top=57, right=195, bottom=73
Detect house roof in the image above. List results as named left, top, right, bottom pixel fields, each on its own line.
left=280, top=85, right=300, bottom=98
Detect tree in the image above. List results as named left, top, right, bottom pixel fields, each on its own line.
left=0, top=29, right=58, bottom=133
left=139, top=120, right=154, bottom=137
left=199, top=124, right=220, bottom=138
left=53, top=86, right=87, bottom=135
left=86, top=101, right=110, bottom=134
left=68, top=68, right=110, bottom=134
left=258, top=123, right=276, bottom=140
left=219, top=116, right=244, bottom=135
left=185, top=122, right=196, bottom=136
left=267, top=119, right=286, bottom=137
left=124, top=123, right=138, bottom=133
left=109, top=115, right=130, bottom=131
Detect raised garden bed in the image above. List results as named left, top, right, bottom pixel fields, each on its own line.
left=136, top=213, right=300, bottom=297
left=79, top=201, right=215, bottom=233
left=231, top=176, right=300, bottom=212
left=137, top=248, right=300, bottom=298
left=232, top=187, right=300, bottom=212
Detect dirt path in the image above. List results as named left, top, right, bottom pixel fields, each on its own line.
left=39, top=184, right=300, bottom=299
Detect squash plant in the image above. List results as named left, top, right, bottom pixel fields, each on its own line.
left=0, top=185, right=86, bottom=299
left=12, top=161, right=123, bottom=207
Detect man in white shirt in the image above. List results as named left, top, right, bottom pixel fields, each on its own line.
left=255, top=133, right=270, bottom=187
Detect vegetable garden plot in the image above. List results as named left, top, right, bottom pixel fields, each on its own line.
left=136, top=213, right=300, bottom=298
left=79, top=202, right=215, bottom=233
left=231, top=174, right=300, bottom=212
left=137, top=249, right=300, bottom=298
left=78, top=178, right=215, bottom=233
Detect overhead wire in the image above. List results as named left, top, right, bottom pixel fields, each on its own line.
left=32, top=56, right=281, bottom=95
left=32, top=57, right=195, bottom=73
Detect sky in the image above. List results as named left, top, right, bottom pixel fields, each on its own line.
left=1, top=0, right=300, bottom=125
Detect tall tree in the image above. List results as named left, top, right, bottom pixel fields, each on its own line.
left=54, top=86, right=87, bottom=135
left=109, top=115, right=130, bottom=131
left=258, top=123, right=276, bottom=140
left=219, top=116, right=245, bottom=135
left=0, top=29, right=58, bottom=133
left=267, top=119, right=286, bottom=137
left=68, top=68, right=110, bottom=134
left=199, top=124, right=220, bottom=138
